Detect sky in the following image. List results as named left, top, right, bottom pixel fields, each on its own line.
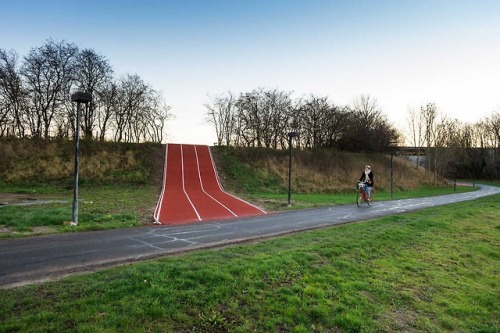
left=2, top=0, right=500, bottom=145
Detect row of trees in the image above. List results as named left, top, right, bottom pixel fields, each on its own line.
left=405, top=103, right=500, bottom=179
left=0, top=40, right=172, bottom=142
left=206, top=89, right=500, bottom=179
left=205, top=88, right=399, bottom=152
left=2, top=40, right=499, bottom=178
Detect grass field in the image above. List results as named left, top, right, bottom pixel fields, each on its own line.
left=0, top=140, right=497, bottom=331
left=246, top=184, right=478, bottom=211
left=0, top=194, right=498, bottom=332
left=0, top=184, right=159, bottom=238
left=0, top=183, right=477, bottom=238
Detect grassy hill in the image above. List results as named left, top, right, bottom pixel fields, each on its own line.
left=0, top=138, right=165, bottom=186
left=0, top=138, right=440, bottom=193
left=211, top=145, right=440, bottom=195
left=0, top=139, right=448, bottom=236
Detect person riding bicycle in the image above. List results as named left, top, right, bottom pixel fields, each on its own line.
left=359, top=165, right=374, bottom=201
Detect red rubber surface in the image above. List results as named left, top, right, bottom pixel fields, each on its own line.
left=154, top=144, right=266, bottom=225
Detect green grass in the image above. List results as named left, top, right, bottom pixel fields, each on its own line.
left=0, top=183, right=479, bottom=238
left=0, top=194, right=498, bottom=332
left=1, top=141, right=497, bottom=331
left=0, top=184, right=159, bottom=237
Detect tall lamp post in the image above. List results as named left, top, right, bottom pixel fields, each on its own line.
left=390, top=151, right=395, bottom=199
left=287, top=132, right=299, bottom=207
left=390, top=150, right=400, bottom=199
left=70, top=92, right=92, bottom=226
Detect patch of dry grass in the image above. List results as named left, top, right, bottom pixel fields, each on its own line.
left=214, top=146, right=440, bottom=195
left=0, top=138, right=164, bottom=185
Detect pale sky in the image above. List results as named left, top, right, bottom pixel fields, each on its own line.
left=2, top=0, right=499, bottom=145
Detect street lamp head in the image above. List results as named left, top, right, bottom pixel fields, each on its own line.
left=288, top=131, right=299, bottom=138
left=71, top=92, right=92, bottom=103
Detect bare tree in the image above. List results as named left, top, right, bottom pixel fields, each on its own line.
left=420, top=102, right=441, bottom=178
left=234, top=88, right=293, bottom=149
left=235, top=91, right=261, bottom=147
left=109, top=74, right=170, bottom=143
left=405, top=106, right=425, bottom=168
left=489, top=110, right=500, bottom=147
left=112, top=74, right=147, bottom=142
left=144, top=92, right=172, bottom=143
left=74, top=48, right=113, bottom=139
left=486, top=110, right=500, bottom=178
left=133, top=90, right=172, bottom=143
left=433, top=117, right=457, bottom=178
left=0, top=49, right=27, bottom=137
left=96, top=80, right=119, bottom=141
left=342, top=94, right=399, bottom=152
left=261, top=88, right=292, bottom=149
left=205, top=91, right=237, bottom=146
left=297, top=95, right=335, bottom=149
left=421, top=102, right=439, bottom=148
left=21, top=40, right=78, bottom=138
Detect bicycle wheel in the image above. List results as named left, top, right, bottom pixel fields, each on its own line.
left=356, top=191, right=362, bottom=207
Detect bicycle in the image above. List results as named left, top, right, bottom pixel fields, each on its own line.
left=356, top=181, right=373, bottom=207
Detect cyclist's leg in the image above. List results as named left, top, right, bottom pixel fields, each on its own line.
left=365, top=186, right=372, bottom=201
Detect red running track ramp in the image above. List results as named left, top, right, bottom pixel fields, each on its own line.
left=154, top=144, right=266, bottom=225
left=154, top=144, right=199, bottom=224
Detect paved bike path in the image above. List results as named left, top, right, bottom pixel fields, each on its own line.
left=1, top=184, right=499, bottom=289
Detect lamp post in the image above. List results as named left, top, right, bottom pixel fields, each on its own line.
left=70, top=92, right=92, bottom=225
left=390, top=151, right=394, bottom=199
left=390, top=150, right=400, bottom=199
left=287, top=132, right=299, bottom=207
left=453, top=162, right=460, bottom=191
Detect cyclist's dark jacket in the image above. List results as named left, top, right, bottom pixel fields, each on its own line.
left=359, top=171, right=374, bottom=187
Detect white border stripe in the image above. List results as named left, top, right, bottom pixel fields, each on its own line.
left=153, top=144, right=168, bottom=224
left=207, top=146, right=267, bottom=214
left=194, top=145, right=237, bottom=217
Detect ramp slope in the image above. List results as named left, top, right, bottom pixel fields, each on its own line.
left=154, top=144, right=266, bottom=224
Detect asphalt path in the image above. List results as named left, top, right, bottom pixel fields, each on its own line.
left=1, top=184, right=499, bottom=289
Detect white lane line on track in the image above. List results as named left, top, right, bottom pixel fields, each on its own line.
left=194, top=145, right=237, bottom=217
left=181, top=144, right=202, bottom=221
